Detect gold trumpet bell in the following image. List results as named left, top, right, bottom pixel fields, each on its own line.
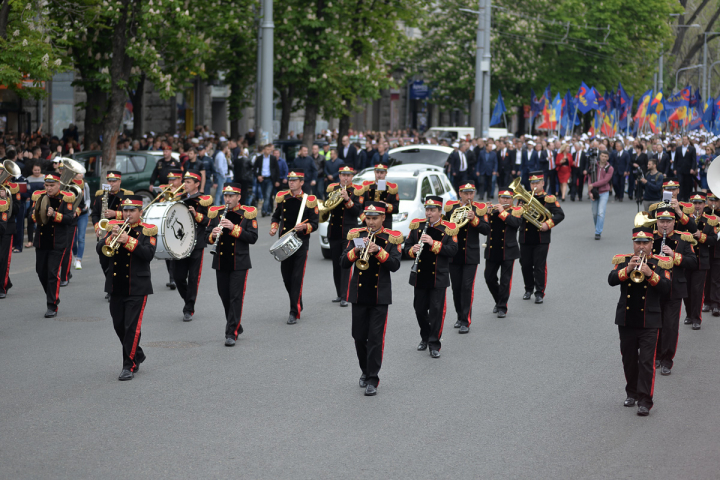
left=101, top=244, right=116, bottom=257
left=634, top=212, right=657, bottom=229
left=356, top=259, right=370, bottom=270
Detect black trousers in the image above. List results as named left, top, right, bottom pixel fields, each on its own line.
left=657, top=297, right=682, bottom=369
left=173, top=249, right=204, bottom=314
left=570, top=168, right=583, bottom=200
left=684, top=268, right=707, bottom=323
left=352, top=303, right=389, bottom=387
left=36, top=248, right=65, bottom=311
left=612, top=174, right=624, bottom=200
left=679, top=173, right=694, bottom=201
left=109, top=294, right=147, bottom=371
left=60, top=226, right=76, bottom=283
left=165, top=259, right=174, bottom=282
left=704, top=260, right=720, bottom=308
left=0, top=233, right=13, bottom=295
left=520, top=243, right=549, bottom=296
left=485, top=259, right=515, bottom=313
left=619, top=326, right=659, bottom=409
left=281, top=248, right=309, bottom=318
left=413, top=287, right=447, bottom=351
left=99, top=251, right=110, bottom=293
left=216, top=269, right=248, bottom=339
left=329, top=238, right=351, bottom=299
left=626, top=173, right=636, bottom=199
left=449, top=263, right=478, bottom=327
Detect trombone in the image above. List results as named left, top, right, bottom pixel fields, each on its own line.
left=355, top=231, right=377, bottom=270
left=101, top=217, right=133, bottom=257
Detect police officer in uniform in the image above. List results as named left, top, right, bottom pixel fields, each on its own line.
left=342, top=202, right=403, bottom=396
left=683, top=192, right=718, bottom=330
left=207, top=183, right=258, bottom=346
left=404, top=195, right=458, bottom=358
left=0, top=173, right=19, bottom=299
left=361, top=164, right=399, bottom=229
left=149, top=144, right=181, bottom=191
left=173, top=171, right=213, bottom=322
left=608, top=226, right=672, bottom=416
left=519, top=172, right=565, bottom=304
left=703, top=192, right=720, bottom=316
left=270, top=169, right=319, bottom=324
left=484, top=189, right=524, bottom=318
left=97, top=195, right=157, bottom=381
left=443, top=181, right=489, bottom=333
left=159, top=168, right=184, bottom=290
left=652, top=206, right=697, bottom=376
left=325, top=165, right=363, bottom=306
left=32, top=172, right=77, bottom=317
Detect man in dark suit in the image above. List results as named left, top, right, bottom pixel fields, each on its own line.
left=676, top=136, right=697, bottom=201
left=252, top=144, right=280, bottom=217
left=338, top=135, right=358, bottom=169
left=447, top=142, right=470, bottom=192
left=610, top=141, right=628, bottom=201
left=571, top=143, right=585, bottom=201
left=497, top=140, right=515, bottom=190
left=476, top=144, right=498, bottom=200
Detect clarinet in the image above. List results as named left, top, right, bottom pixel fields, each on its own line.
left=210, top=204, right=230, bottom=256
left=410, top=221, right=429, bottom=274
left=660, top=231, right=666, bottom=255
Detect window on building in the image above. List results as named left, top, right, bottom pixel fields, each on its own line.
left=51, top=73, right=74, bottom=137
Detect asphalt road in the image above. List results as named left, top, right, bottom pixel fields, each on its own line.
left=2, top=199, right=720, bottom=479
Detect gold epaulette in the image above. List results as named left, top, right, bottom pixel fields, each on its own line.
left=442, top=220, right=459, bottom=236
left=679, top=232, right=695, bottom=243
left=444, top=200, right=460, bottom=212
left=612, top=254, right=631, bottom=265
left=545, top=195, right=556, bottom=203
left=648, top=202, right=660, bottom=212
left=0, top=200, right=8, bottom=212
left=122, top=188, right=134, bottom=195
left=32, top=190, right=46, bottom=202
left=347, top=227, right=366, bottom=240
left=306, top=195, right=318, bottom=208
left=362, top=180, right=374, bottom=187
left=511, top=206, right=524, bottom=217
left=384, top=229, right=404, bottom=244
left=704, top=214, right=719, bottom=227
left=207, top=205, right=225, bottom=219
left=679, top=202, right=694, bottom=215
left=60, top=191, right=76, bottom=203
left=409, top=218, right=426, bottom=230
left=386, top=182, right=398, bottom=194
left=198, top=195, right=213, bottom=207
left=473, top=201, right=488, bottom=216
left=654, top=254, right=673, bottom=269
left=6, top=183, right=19, bottom=194
left=352, top=183, right=367, bottom=195
left=326, top=183, right=339, bottom=192
left=142, top=223, right=158, bottom=236
left=242, top=205, right=258, bottom=219
left=275, top=190, right=290, bottom=203
left=95, top=189, right=107, bottom=196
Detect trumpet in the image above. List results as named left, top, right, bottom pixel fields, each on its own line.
left=101, top=218, right=133, bottom=257
left=629, top=252, right=648, bottom=283
left=355, top=231, right=377, bottom=270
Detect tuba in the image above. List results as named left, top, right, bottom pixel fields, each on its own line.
left=0, top=159, right=21, bottom=212
left=318, top=184, right=347, bottom=223
left=508, top=177, right=552, bottom=229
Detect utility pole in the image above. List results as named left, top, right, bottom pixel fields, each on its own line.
left=469, top=0, right=483, bottom=137
left=703, top=34, right=708, bottom=101
left=481, top=0, right=491, bottom=137
left=658, top=42, right=664, bottom=93
left=461, top=0, right=491, bottom=137
left=259, top=0, right=274, bottom=145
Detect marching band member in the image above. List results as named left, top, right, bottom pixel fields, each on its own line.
left=270, top=169, right=319, bottom=324
left=443, top=181, right=489, bottom=333
left=684, top=192, right=718, bottom=330
left=207, top=183, right=258, bottom=346
left=341, top=202, right=403, bottom=396
left=484, top=189, right=524, bottom=318
left=160, top=168, right=184, bottom=290
left=703, top=192, right=720, bottom=316
left=404, top=195, right=458, bottom=358
left=173, top=171, right=213, bottom=322
left=0, top=168, right=19, bottom=299
left=97, top=195, right=157, bottom=381
left=91, top=170, right=132, bottom=300
left=361, top=164, right=399, bottom=229
left=648, top=178, right=697, bottom=234
left=32, top=172, right=77, bottom=317
left=608, top=226, right=672, bottom=416
left=59, top=175, right=86, bottom=287
left=519, top=171, right=564, bottom=304
left=326, top=165, right=364, bottom=306
left=652, top=206, right=697, bottom=376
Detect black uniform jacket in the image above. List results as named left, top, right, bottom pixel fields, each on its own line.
left=484, top=205, right=523, bottom=261
left=651, top=230, right=697, bottom=299
left=207, top=205, right=258, bottom=271
left=180, top=193, right=213, bottom=250
left=31, top=190, right=77, bottom=250
left=2, top=182, right=21, bottom=235
left=360, top=181, right=400, bottom=229
left=341, top=227, right=403, bottom=305
left=443, top=200, right=491, bottom=265
left=518, top=191, right=565, bottom=245
left=271, top=191, right=320, bottom=249
left=693, top=210, right=718, bottom=269
left=97, top=222, right=157, bottom=296
left=609, top=254, right=673, bottom=328
left=648, top=201, right=698, bottom=234
left=0, top=199, right=9, bottom=236
left=326, top=183, right=363, bottom=240
left=150, top=158, right=182, bottom=186
left=91, top=188, right=134, bottom=234
left=404, top=219, right=459, bottom=289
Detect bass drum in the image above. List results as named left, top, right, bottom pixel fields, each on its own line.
left=143, top=202, right=196, bottom=260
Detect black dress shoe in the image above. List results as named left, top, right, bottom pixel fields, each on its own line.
left=0, top=292, right=6, bottom=299
left=287, top=315, right=297, bottom=325
left=168, top=282, right=177, bottom=290
left=364, top=384, right=377, bottom=396
left=118, top=369, right=133, bottom=381
left=497, top=311, right=506, bottom=318
left=637, top=406, right=650, bottom=416
left=453, top=320, right=461, bottom=328
left=417, top=342, right=428, bottom=351
left=44, top=309, right=57, bottom=318
left=683, top=317, right=691, bottom=325
left=714, top=307, right=720, bottom=317
left=459, top=325, right=469, bottom=334
left=655, top=360, right=660, bottom=368
left=225, top=337, right=236, bottom=346
left=523, top=291, right=532, bottom=300
left=661, top=366, right=671, bottom=376
left=534, top=294, right=543, bottom=304
left=492, top=306, right=498, bottom=313
left=340, top=300, right=349, bottom=307
left=359, top=374, right=367, bottom=388
left=692, top=322, right=701, bottom=330
left=60, top=280, right=69, bottom=287
left=702, top=304, right=711, bottom=312
left=183, top=312, right=193, bottom=322
left=430, top=350, right=441, bottom=358
left=332, top=297, right=342, bottom=303
left=624, top=397, right=636, bottom=407
left=105, top=293, right=111, bottom=301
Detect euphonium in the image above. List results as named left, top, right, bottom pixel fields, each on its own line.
left=449, top=203, right=472, bottom=228
left=629, top=252, right=648, bottom=283
left=355, top=231, right=376, bottom=271
left=508, top=177, right=551, bottom=228
left=0, top=159, right=21, bottom=213
left=101, top=218, right=133, bottom=257
left=319, top=184, right=347, bottom=223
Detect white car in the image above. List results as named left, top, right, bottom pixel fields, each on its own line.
left=318, top=164, right=457, bottom=258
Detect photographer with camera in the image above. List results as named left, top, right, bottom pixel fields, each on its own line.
left=640, top=158, right=663, bottom=212
left=588, top=151, right=614, bottom=240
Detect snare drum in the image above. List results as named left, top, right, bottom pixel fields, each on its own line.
left=143, top=202, right=196, bottom=260
left=269, top=231, right=303, bottom=262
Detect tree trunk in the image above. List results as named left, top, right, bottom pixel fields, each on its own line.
left=129, top=73, right=146, bottom=140
left=0, top=0, right=10, bottom=40
left=229, top=81, right=242, bottom=139
left=83, top=86, right=106, bottom=150
left=303, top=100, right=318, bottom=148
left=279, top=85, right=293, bottom=141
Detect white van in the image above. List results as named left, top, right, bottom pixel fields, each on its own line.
left=426, top=126, right=509, bottom=141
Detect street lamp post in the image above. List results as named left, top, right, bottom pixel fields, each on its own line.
left=703, top=33, right=720, bottom=101
left=259, top=0, right=274, bottom=145
left=460, top=0, right=491, bottom=138
left=482, top=0, right=491, bottom=137
left=675, top=64, right=703, bottom=93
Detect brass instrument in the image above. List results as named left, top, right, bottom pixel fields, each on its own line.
left=98, top=189, right=110, bottom=233
left=633, top=211, right=657, bottom=229
left=355, top=231, right=377, bottom=270
left=101, top=217, right=133, bottom=257
left=508, top=177, right=551, bottom=228
left=629, top=252, right=648, bottom=283
left=318, top=184, right=347, bottom=223
left=0, top=159, right=21, bottom=212
left=209, top=204, right=230, bottom=256
left=449, top=202, right=472, bottom=228
left=162, top=183, right=186, bottom=202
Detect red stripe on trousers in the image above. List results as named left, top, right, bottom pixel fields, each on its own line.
left=197, top=252, right=204, bottom=295
left=297, top=251, right=308, bottom=319
left=543, top=245, right=549, bottom=297
left=467, top=271, right=476, bottom=326
left=3, top=243, right=12, bottom=291
left=345, top=264, right=354, bottom=301
left=65, top=227, right=76, bottom=280
left=129, top=296, right=148, bottom=371
left=650, top=330, right=659, bottom=400
left=378, top=309, right=389, bottom=387
left=508, top=262, right=514, bottom=310
left=439, top=291, right=447, bottom=341
left=699, top=288, right=705, bottom=322
left=672, top=305, right=682, bottom=360
left=234, top=270, right=249, bottom=338
left=54, top=249, right=67, bottom=310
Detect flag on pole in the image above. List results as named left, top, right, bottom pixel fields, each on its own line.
left=530, top=89, right=542, bottom=126
left=619, top=95, right=633, bottom=131
left=701, top=97, right=714, bottom=130
left=577, top=82, right=598, bottom=114
left=490, top=91, right=506, bottom=126
left=633, top=89, right=653, bottom=132
left=601, top=111, right=615, bottom=137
